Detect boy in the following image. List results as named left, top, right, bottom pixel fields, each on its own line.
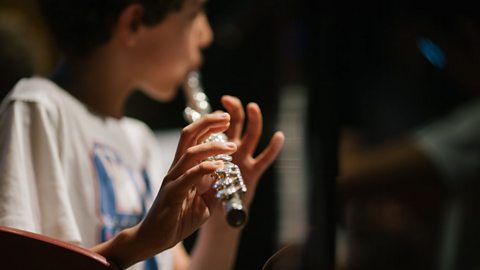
left=0, top=0, right=285, bottom=269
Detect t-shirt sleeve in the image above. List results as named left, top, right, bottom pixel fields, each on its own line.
left=413, top=100, right=480, bottom=190
left=0, top=100, right=82, bottom=244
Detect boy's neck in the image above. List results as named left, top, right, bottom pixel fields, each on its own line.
left=51, top=50, right=132, bottom=119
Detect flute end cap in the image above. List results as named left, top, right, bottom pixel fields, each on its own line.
left=227, top=209, right=247, bottom=228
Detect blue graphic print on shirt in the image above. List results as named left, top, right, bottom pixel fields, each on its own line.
left=92, top=143, right=159, bottom=270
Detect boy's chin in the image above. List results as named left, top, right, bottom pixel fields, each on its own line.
left=138, top=84, right=180, bottom=102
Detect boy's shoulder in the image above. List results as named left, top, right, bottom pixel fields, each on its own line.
left=1, top=77, right=86, bottom=117
left=8, top=77, right=64, bottom=102
left=0, top=77, right=93, bottom=130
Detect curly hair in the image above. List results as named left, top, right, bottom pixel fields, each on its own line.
left=38, top=0, right=185, bottom=56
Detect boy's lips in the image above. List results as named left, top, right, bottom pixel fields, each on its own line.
left=190, top=63, right=202, bottom=72
left=189, top=57, right=203, bottom=72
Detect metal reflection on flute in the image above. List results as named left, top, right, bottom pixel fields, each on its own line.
left=183, top=71, right=248, bottom=228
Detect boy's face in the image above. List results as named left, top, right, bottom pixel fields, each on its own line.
left=130, top=0, right=212, bottom=101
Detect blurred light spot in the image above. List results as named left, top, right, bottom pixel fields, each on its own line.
left=417, top=37, right=446, bottom=69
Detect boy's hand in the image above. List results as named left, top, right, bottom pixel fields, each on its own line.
left=220, top=95, right=285, bottom=208
left=125, top=113, right=238, bottom=264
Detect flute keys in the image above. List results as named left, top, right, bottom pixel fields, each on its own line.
left=211, top=162, right=246, bottom=200
left=207, top=154, right=232, bottom=162
left=204, top=133, right=228, bottom=143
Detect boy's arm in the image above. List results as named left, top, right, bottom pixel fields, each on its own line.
left=172, top=228, right=242, bottom=270
left=188, top=213, right=242, bottom=270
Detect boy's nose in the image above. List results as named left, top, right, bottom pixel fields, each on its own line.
left=196, top=13, right=213, bottom=49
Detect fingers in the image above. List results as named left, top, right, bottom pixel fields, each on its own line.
left=201, top=186, right=219, bottom=211
left=195, top=124, right=230, bottom=145
left=171, top=160, right=222, bottom=192
left=170, top=162, right=220, bottom=223
left=240, top=102, right=262, bottom=156
left=196, top=174, right=215, bottom=194
left=221, top=95, right=244, bottom=141
left=253, top=131, right=285, bottom=175
left=173, top=113, right=230, bottom=164
left=193, top=194, right=211, bottom=224
left=168, top=141, right=237, bottom=181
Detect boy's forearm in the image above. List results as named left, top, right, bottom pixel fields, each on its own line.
left=90, top=225, right=161, bottom=269
left=189, top=215, right=242, bottom=270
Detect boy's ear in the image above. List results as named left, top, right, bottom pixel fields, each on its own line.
left=115, top=4, right=144, bottom=47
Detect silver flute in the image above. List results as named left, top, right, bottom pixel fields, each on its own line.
left=183, top=71, right=248, bottom=228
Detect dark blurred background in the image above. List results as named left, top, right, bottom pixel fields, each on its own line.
left=3, top=0, right=480, bottom=269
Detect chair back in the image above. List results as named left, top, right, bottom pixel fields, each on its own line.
left=0, top=226, right=120, bottom=270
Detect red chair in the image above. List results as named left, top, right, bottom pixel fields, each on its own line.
left=0, top=226, right=121, bottom=270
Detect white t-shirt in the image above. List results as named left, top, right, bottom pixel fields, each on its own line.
left=0, top=77, right=173, bottom=270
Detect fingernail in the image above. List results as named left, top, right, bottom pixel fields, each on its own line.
left=220, top=113, right=229, bottom=119
left=225, top=142, right=236, bottom=149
